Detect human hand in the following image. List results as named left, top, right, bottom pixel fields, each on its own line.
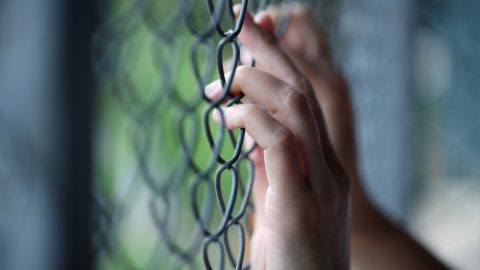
left=265, top=3, right=358, bottom=179
left=205, top=6, right=350, bottom=270
left=248, top=5, right=449, bottom=270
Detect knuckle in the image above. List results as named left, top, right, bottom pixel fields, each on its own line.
left=292, top=75, right=312, bottom=93
left=271, top=125, right=294, bottom=148
left=282, top=86, right=308, bottom=111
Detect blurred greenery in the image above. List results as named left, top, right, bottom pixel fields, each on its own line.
left=94, top=0, right=254, bottom=269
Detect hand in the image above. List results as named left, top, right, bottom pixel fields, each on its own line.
left=266, top=3, right=358, bottom=181
left=261, top=3, right=368, bottom=231
left=252, top=4, right=448, bottom=270
left=205, top=6, right=350, bottom=270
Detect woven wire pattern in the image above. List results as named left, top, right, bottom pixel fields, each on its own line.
left=92, top=0, right=294, bottom=269
left=91, top=0, right=345, bottom=268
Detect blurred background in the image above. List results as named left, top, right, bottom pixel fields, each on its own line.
left=0, top=0, right=478, bottom=269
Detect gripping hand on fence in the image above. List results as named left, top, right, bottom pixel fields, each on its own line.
left=206, top=3, right=447, bottom=270
left=206, top=5, right=350, bottom=270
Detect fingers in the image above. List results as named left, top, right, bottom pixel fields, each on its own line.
left=245, top=133, right=268, bottom=230
left=233, top=5, right=303, bottom=89
left=206, top=66, right=312, bottom=127
left=233, top=5, right=329, bottom=152
left=206, top=67, right=321, bottom=159
left=254, top=11, right=275, bottom=36
left=213, top=104, right=307, bottom=196
left=232, top=6, right=332, bottom=172
left=206, top=67, right=335, bottom=196
left=243, top=5, right=347, bottom=190
left=223, top=5, right=344, bottom=197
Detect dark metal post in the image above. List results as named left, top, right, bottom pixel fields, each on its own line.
left=57, top=0, right=98, bottom=269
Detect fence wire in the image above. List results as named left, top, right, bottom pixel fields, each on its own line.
left=92, top=0, right=306, bottom=269
left=91, top=0, right=480, bottom=268
left=0, top=0, right=477, bottom=269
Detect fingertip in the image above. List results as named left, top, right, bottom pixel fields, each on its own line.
left=254, top=12, right=275, bottom=35
left=232, top=4, right=242, bottom=16
left=212, top=107, right=235, bottom=129
left=236, top=10, right=277, bottom=49
left=212, top=108, right=222, bottom=123
left=205, top=80, right=221, bottom=99
left=265, top=5, right=282, bottom=26
left=233, top=4, right=253, bottom=26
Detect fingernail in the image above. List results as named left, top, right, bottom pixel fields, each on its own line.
left=205, top=80, right=220, bottom=97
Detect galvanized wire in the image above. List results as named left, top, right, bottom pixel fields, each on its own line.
left=94, top=1, right=250, bottom=269
left=92, top=0, right=302, bottom=269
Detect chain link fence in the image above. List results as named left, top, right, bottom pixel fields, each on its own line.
left=93, top=0, right=299, bottom=269
left=0, top=0, right=478, bottom=269
left=91, top=0, right=479, bottom=269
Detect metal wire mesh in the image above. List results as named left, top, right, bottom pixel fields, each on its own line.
left=90, top=0, right=393, bottom=269
left=90, top=0, right=422, bottom=269
left=92, top=0, right=294, bottom=269
left=0, top=0, right=478, bottom=269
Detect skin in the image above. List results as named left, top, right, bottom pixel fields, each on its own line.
left=206, top=3, right=448, bottom=269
